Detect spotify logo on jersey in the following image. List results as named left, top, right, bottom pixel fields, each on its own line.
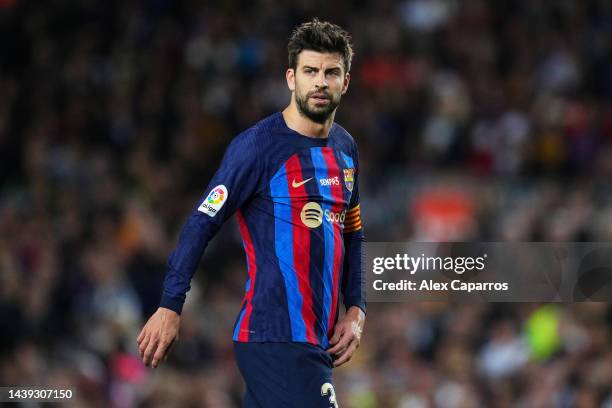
left=300, top=202, right=347, bottom=228
left=301, top=202, right=323, bottom=228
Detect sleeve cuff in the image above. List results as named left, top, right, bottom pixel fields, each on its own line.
left=344, top=300, right=366, bottom=316
left=159, top=294, right=185, bottom=315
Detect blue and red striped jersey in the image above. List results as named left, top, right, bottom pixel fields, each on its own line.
left=160, top=112, right=365, bottom=348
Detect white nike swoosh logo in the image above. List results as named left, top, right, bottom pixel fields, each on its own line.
left=292, top=177, right=313, bottom=188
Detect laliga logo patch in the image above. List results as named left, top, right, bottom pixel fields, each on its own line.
left=198, top=185, right=228, bottom=217
left=343, top=168, right=354, bottom=192
left=207, top=187, right=225, bottom=204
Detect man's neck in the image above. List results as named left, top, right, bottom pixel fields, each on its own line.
left=282, top=99, right=335, bottom=139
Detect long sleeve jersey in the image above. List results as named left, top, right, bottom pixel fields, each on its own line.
left=160, top=112, right=365, bottom=348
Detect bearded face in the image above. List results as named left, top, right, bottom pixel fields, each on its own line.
left=294, top=81, right=341, bottom=124
left=289, top=50, right=349, bottom=124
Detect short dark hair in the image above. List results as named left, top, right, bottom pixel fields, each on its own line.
left=287, top=18, right=354, bottom=73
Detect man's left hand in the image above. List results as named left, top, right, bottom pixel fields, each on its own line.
left=327, top=306, right=365, bottom=367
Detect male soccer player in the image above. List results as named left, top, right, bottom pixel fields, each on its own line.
left=137, top=18, right=365, bottom=407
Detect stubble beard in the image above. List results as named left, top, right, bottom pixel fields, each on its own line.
left=295, top=89, right=341, bottom=124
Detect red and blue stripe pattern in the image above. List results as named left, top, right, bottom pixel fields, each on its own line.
left=268, top=150, right=349, bottom=345
left=310, top=147, right=345, bottom=346
left=270, top=156, right=310, bottom=342
left=322, top=148, right=345, bottom=343
left=236, top=148, right=350, bottom=346
left=233, top=210, right=257, bottom=341
left=286, top=155, right=318, bottom=344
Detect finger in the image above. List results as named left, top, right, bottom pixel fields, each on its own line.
left=143, top=336, right=159, bottom=366
left=327, top=325, right=352, bottom=354
left=152, top=337, right=174, bottom=368
left=137, top=326, right=146, bottom=344
left=328, top=326, right=344, bottom=346
left=332, top=346, right=348, bottom=360
left=333, top=340, right=358, bottom=367
left=327, top=331, right=352, bottom=355
left=139, top=331, right=150, bottom=354
left=139, top=332, right=150, bottom=358
left=334, top=339, right=359, bottom=366
left=163, top=339, right=174, bottom=362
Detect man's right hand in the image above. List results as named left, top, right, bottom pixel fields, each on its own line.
left=137, top=307, right=180, bottom=368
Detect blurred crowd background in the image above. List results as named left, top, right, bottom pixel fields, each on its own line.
left=1, top=0, right=611, bottom=406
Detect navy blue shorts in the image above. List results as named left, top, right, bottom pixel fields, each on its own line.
left=233, top=341, right=339, bottom=408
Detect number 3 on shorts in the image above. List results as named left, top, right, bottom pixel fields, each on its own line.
left=321, top=383, right=339, bottom=408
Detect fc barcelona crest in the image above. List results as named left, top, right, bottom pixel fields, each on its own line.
left=343, top=168, right=354, bottom=192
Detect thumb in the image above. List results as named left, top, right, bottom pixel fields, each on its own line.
left=329, top=325, right=344, bottom=345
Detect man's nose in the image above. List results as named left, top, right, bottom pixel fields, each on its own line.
left=314, top=71, right=328, bottom=88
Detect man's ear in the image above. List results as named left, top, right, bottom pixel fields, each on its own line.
left=342, top=72, right=351, bottom=95
left=286, top=68, right=295, bottom=92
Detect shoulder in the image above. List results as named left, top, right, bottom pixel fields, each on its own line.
left=332, top=122, right=359, bottom=153
left=333, top=123, right=357, bottom=145
left=227, top=112, right=281, bottom=153
left=230, top=112, right=280, bottom=150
